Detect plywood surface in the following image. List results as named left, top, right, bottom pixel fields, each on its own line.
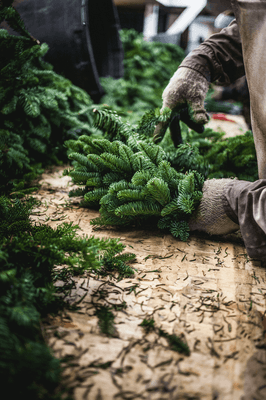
left=34, top=167, right=266, bottom=400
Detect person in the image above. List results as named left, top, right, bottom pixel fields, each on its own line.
left=154, top=0, right=266, bottom=263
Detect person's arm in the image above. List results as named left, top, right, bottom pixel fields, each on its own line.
left=154, top=19, right=244, bottom=145
left=180, top=19, right=244, bottom=85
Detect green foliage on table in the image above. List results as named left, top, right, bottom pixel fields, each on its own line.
left=64, top=108, right=205, bottom=242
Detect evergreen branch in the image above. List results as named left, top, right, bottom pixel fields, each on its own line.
left=86, top=172, right=102, bottom=188
left=132, top=152, right=156, bottom=171
left=102, top=172, right=124, bottom=186
left=137, top=140, right=166, bottom=165
left=170, top=221, right=190, bottom=241
left=86, top=154, right=110, bottom=172
left=146, top=177, right=171, bottom=206
left=117, top=188, right=145, bottom=202
left=67, top=169, right=95, bottom=184
left=100, top=193, right=122, bottom=212
left=0, top=4, right=37, bottom=42
left=83, top=188, right=109, bottom=206
left=68, top=152, right=98, bottom=170
left=131, top=170, right=153, bottom=186
left=115, top=201, right=161, bottom=217
left=100, top=152, right=132, bottom=174
left=108, top=180, right=136, bottom=194
left=93, top=108, right=133, bottom=141
left=161, top=198, right=179, bottom=217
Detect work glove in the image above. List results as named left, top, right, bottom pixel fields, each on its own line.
left=189, top=178, right=239, bottom=235
left=154, top=67, right=210, bottom=147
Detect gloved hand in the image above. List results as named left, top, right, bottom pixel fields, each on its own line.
left=189, top=178, right=239, bottom=235
left=154, top=67, right=210, bottom=146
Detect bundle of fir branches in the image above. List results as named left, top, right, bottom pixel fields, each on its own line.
left=64, top=106, right=258, bottom=240
left=64, top=108, right=205, bottom=241
left=0, top=1, right=97, bottom=196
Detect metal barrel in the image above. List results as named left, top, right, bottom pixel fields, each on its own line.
left=12, top=0, right=124, bottom=102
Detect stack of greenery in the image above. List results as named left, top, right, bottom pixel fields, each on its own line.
left=0, top=1, right=96, bottom=197
left=176, top=123, right=257, bottom=181
left=64, top=106, right=258, bottom=240
left=64, top=108, right=205, bottom=241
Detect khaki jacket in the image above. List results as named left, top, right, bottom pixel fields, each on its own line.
left=181, top=20, right=245, bottom=85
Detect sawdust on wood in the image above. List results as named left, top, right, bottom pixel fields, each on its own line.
left=33, top=161, right=266, bottom=400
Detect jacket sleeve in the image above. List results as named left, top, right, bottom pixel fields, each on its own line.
left=180, top=20, right=245, bottom=85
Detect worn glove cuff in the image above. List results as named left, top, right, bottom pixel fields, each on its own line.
left=189, top=178, right=239, bottom=235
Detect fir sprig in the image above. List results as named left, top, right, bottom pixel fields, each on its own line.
left=139, top=317, right=190, bottom=356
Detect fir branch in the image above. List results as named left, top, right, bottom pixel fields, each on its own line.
left=146, top=177, right=171, bottom=206
left=68, top=152, right=98, bottom=171
left=139, top=317, right=190, bottom=356
left=102, top=172, right=124, bottom=186
left=93, top=108, right=134, bottom=141
left=137, top=140, right=166, bottom=165
left=83, top=188, right=109, bottom=206
left=115, top=201, right=161, bottom=217
left=170, top=221, right=190, bottom=241
left=117, top=188, right=145, bottom=202
left=66, top=108, right=205, bottom=240
left=0, top=3, right=38, bottom=43
left=95, top=306, right=116, bottom=337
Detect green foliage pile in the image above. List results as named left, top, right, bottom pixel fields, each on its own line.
left=176, top=123, right=257, bottom=181
left=203, top=130, right=257, bottom=181
left=64, top=108, right=204, bottom=241
left=65, top=105, right=258, bottom=241
left=0, top=2, right=96, bottom=196
left=0, top=195, right=136, bottom=399
left=100, top=29, right=185, bottom=119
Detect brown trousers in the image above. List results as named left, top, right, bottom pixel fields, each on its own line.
left=223, top=179, right=266, bottom=261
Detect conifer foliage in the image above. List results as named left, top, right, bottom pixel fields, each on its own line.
left=100, top=29, right=185, bottom=116
left=0, top=195, right=136, bottom=399
left=64, top=109, right=204, bottom=241
left=0, top=0, right=96, bottom=195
